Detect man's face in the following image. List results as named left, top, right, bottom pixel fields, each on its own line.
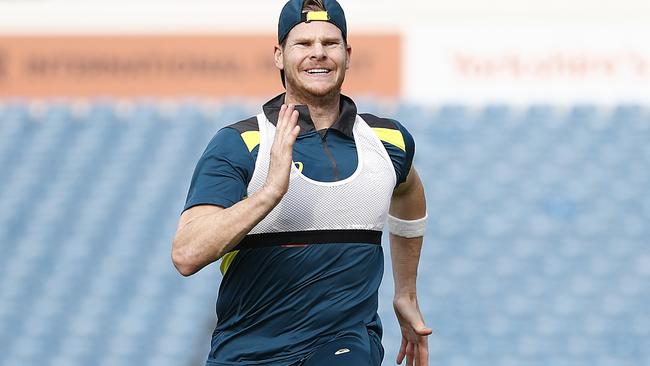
left=275, top=21, right=351, bottom=99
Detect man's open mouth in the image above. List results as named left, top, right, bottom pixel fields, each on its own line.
left=305, top=68, right=331, bottom=75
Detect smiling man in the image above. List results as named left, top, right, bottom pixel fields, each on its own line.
left=172, top=1, right=431, bottom=365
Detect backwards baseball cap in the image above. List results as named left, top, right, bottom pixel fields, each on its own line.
left=278, top=0, right=347, bottom=44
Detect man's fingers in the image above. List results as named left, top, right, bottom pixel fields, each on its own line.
left=406, top=342, right=414, bottom=366
left=277, top=104, right=287, bottom=129
left=290, top=125, right=300, bottom=141
left=415, top=326, right=433, bottom=336
left=289, top=107, right=299, bottom=124
left=283, top=111, right=300, bottom=150
left=278, top=105, right=299, bottom=139
left=273, top=105, right=299, bottom=151
left=396, top=336, right=407, bottom=364
left=417, top=336, right=429, bottom=366
left=288, top=110, right=299, bottom=135
left=277, top=104, right=294, bottom=131
left=283, top=104, right=295, bottom=131
left=413, top=343, right=419, bottom=366
left=285, top=109, right=298, bottom=132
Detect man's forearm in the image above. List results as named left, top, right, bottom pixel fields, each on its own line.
left=389, top=167, right=426, bottom=297
left=172, top=186, right=281, bottom=276
left=390, top=234, right=424, bottom=298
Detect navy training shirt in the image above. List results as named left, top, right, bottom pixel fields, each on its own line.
left=183, top=93, right=415, bottom=365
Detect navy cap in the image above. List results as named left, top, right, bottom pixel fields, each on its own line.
left=278, top=0, right=347, bottom=44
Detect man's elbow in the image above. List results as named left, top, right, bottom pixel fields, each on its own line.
left=171, top=244, right=200, bottom=277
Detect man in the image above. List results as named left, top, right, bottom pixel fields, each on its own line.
left=172, top=0, right=431, bottom=365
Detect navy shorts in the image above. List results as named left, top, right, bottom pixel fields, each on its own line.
left=293, top=323, right=384, bottom=366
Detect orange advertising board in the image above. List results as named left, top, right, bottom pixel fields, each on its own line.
left=0, top=35, right=400, bottom=98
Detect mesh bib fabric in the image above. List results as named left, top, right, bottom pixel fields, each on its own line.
left=247, top=113, right=396, bottom=235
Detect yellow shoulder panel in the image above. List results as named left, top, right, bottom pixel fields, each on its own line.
left=220, top=250, right=239, bottom=275
left=240, top=131, right=260, bottom=152
left=372, top=128, right=406, bottom=152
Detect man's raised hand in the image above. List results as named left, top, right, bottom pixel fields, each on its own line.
left=264, top=104, right=300, bottom=201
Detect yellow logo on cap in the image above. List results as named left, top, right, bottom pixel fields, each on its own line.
left=306, top=11, right=329, bottom=22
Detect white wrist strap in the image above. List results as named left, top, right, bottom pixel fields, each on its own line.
left=387, top=213, right=428, bottom=238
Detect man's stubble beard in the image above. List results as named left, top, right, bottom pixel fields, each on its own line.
left=284, top=68, right=346, bottom=102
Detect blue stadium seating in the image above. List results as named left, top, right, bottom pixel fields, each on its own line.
left=0, top=100, right=649, bottom=366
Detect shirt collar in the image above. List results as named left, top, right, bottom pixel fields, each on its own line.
left=262, top=93, right=357, bottom=139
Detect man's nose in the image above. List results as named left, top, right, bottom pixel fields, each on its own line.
left=309, top=42, right=326, bottom=59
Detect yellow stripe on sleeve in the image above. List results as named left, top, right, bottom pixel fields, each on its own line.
left=372, top=128, right=406, bottom=152
left=240, top=131, right=260, bottom=152
left=220, top=250, right=239, bottom=275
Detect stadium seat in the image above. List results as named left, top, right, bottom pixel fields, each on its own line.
left=0, top=102, right=648, bottom=366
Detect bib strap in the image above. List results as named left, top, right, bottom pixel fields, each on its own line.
left=237, top=229, right=382, bottom=249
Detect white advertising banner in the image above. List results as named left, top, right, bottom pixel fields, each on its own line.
left=1, top=0, right=649, bottom=103
left=404, top=25, right=650, bottom=105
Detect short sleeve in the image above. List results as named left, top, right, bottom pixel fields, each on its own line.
left=390, top=120, right=415, bottom=186
left=183, top=127, right=255, bottom=212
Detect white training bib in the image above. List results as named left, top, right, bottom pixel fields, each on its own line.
left=247, top=113, right=396, bottom=235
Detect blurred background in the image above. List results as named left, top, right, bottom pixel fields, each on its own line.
left=1, top=0, right=649, bottom=365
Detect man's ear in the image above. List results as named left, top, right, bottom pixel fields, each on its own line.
left=345, top=44, right=352, bottom=70
left=274, top=45, right=284, bottom=70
